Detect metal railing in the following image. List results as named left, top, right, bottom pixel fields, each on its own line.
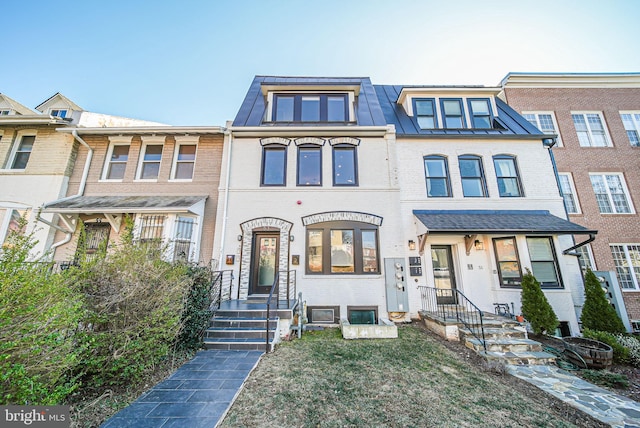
left=279, top=269, right=297, bottom=309
left=265, top=272, right=280, bottom=352
left=418, top=286, right=487, bottom=352
left=209, top=270, right=234, bottom=311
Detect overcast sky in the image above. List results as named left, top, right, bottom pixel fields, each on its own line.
left=3, top=0, right=640, bottom=125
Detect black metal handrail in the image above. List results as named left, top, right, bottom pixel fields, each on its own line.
left=210, top=270, right=234, bottom=311
left=265, top=272, right=280, bottom=352
left=279, top=269, right=296, bottom=309
left=418, top=286, right=487, bottom=352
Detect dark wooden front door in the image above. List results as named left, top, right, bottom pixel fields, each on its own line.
left=431, top=245, right=457, bottom=304
left=250, top=232, right=279, bottom=295
left=76, top=222, right=111, bottom=261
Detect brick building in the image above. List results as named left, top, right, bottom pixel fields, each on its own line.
left=501, top=73, right=640, bottom=329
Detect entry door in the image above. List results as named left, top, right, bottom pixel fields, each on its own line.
left=250, top=232, right=280, bottom=295
left=76, top=222, right=111, bottom=261
left=431, top=245, right=457, bottom=304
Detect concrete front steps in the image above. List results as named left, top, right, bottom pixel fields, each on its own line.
left=460, top=314, right=557, bottom=366
left=203, top=296, right=293, bottom=351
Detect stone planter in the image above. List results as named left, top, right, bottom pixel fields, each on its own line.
left=340, top=318, right=398, bottom=339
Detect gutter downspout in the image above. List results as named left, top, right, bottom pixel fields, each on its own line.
left=37, top=130, right=94, bottom=253
left=216, top=127, right=233, bottom=270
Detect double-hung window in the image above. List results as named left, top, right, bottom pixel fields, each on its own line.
left=9, top=135, right=35, bottom=169
left=332, top=145, right=357, bottom=186
left=620, top=112, right=640, bottom=147
left=458, top=155, right=487, bottom=197
left=440, top=99, right=465, bottom=128
left=576, top=244, right=596, bottom=272
left=522, top=112, right=561, bottom=145
left=306, top=221, right=379, bottom=275
left=172, top=144, right=197, bottom=180
left=414, top=99, right=437, bottom=129
left=572, top=112, right=611, bottom=147
left=1, top=209, right=29, bottom=243
left=138, top=144, right=163, bottom=180
left=526, top=237, right=562, bottom=288
left=558, top=173, right=579, bottom=214
left=424, top=155, right=451, bottom=197
left=610, top=244, right=640, bottom=290
left=103, top=138, right=131, bottom=180
left=589, top=173, right=633, bottom=214
left=468, top=99, right=492, bottom=129
left=297, top=145, right=322, bottom=186
left=493, top=237, right=522, bottom=287
left=173, top=216, right=195, bottom=262
left=50, top=109, right=67, bottom=118
left=0, top=110, right=11, bottom=115
left=261, top=145, right=287, bottom=186
left=273, top=94, right=348, bottom=122
left=493, top=155, right=523, bottom=197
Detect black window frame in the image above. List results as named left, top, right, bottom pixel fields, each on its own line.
left=458, top=155, right=488, bottom=197
left=493, top=236, right=523, bottom=288
left=305, top=221, right=380, bottom=275
left=467, top=98, right=493, bottom=129
left=526, top=236, right=564, bottom=289
left=440, top=98, right=466, bottom=129
left=413, top=98, right=437, bottom=129
left=332, top=144, right=358, bottom=186
left=273, top=93, right=349, bottom=123
left=424, top=155, right=452, bottom=197
left=297, top=145, right=322, bottom=186
left=493, top=155, right=524, bottom=197
left=261, top=145, right=287, bottom=186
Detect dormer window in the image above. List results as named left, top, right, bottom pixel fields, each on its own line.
left=50, top=109, right=68, bottom=118
left=273, top=94, right=348, bottom=123
left=414, top=99, right=436, bottom=129
left=468, top=99, right=492, bottom=129
left=440, top=99, right=465, bottom=128
left=0, top=110, right=11, bottom=115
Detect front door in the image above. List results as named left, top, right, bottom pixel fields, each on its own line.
left=250, top=232, right=280, bottom=295
left=431, top=245, right=457, bottom=304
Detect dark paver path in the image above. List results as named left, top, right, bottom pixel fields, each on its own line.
left=101, top=350, right=263, bottom=428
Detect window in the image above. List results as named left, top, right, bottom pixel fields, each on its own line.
left=261, top=145, right=287, bottom=186
left=347, top=307, right=378, bottom=325
left=0, top=110, right=10, bottom=115
left=575, top=244, right=596, bottom=272
left=610, top=244, right=640, bottom=290
left=172, top=144, right=197, bottom=180
left=333, top=145, right=357, bottom=186
left=297, top=146, right=321, bottom=186
left=620, top=112, right=640, bottom=147
left=468, top=99, right=492, bottom=129
left=306, top=221, right=379, bottom=275
left=424, top=156, right=451, bottom=197
left=527, top=237, right=562, bottom=288
left=414, top=99, right=437, bottom=129
left=103, top=144, right=130, bottom=180
left=440, top=99, right=465, bottom=128
left=571, top=112, right=611, bottom=147
left=273, top=94, right=348, bottom=122
left=522, top=112, right=561, bottom=145
left=1, top=209, right=29, bottom=243
left=458, top=155, right=487, bottom=197
left=137, top=144, right=163, bottom=180
left=589, top=174, right=632, bottom=214
left=173, top=216, right=195, bottom=262
left=558, top=173, right=579, bottom=214
left=493, top=155, right=523, bottom=197
left=50, top=109, right=67, bottom=118
left=9, top=135, right=35, bottom=169
left=493, top=237, right=522, bottom=287
left=139, top=215, right=165, bottom=242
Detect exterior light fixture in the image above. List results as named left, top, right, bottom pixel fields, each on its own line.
left=408, top=240, right=416, bottom=251
left=290, top=235, right=295, bottom=242
left=237, top=235, right=243, bottom=241
left=474, top=240, right=484, bottom=251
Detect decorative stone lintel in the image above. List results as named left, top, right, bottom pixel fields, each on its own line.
left=302, top=211, right=383, bottom=226
left=294, top=137, right=325, bottom=146
left=260, top=137, right=291, bottom=146
left=329, top=137, right=360, bottom=146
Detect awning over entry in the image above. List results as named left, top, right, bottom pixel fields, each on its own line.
left=413, top=210, right=596, bottom=236
left=43, top=195, right=207, bottom=214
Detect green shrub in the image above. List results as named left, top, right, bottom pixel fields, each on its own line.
left=615, top=334, right=640, bottom=368
left=177, top=265, right=215, bottom=351
left=520, top=268, right=559, bottom=335
left=580, top=369, right=629, bottom=388
left=580, top=269, right=626, bottom=334
left=582, top=329, right=629, bottom=364
left=0, top=220, right=83, bottom=404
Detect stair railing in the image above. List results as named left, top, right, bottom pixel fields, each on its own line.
left=279, top=269, right=297, bottom=309
left=209, top=270, right=234, bottom=311
left=418, top=286, right=487, bottom=352
left=265, top=272, right=280, bottom=352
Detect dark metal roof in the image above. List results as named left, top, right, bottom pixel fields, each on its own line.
left=43, top=195, right=207, bottom=213
left=413, top=210, right=596, bottom=235
left=373, top=84, right=543, bottom=137
left=232, top=76, right=387, bottom=127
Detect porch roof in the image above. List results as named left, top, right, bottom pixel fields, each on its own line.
left=42, top=195, right=207, bottom=214
left=413, top=210, right=597, bottom=235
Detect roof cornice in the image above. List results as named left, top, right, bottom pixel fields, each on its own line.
left=229, top=125, right=391, bottom=138
left=0, top=116, right=69, bottom=125
left=500, top=72, right=640, bottom=88
left=56, top=126, right=226, bottom=135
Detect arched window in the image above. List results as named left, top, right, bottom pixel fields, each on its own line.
left=458, top=155, right=487, bottom=197
left=493, top=155, right=523, bottom=197
left=424, top=155, right=451, bottom=197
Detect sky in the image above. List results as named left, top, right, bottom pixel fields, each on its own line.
left=3, top=0, right=640, bottom=126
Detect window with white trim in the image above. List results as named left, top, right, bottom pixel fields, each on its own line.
left=522, top=111, right=562, bottom=145
left=137, top=143, right=163, bottom=180
left=526, top=237, right=563, bottom=288
left=0, top=110, right=11, bottom=115
left=620, top=112, right=640, bottom=147
left=610, top=244, right=640, bottom=290
left=1, top=209, right=30, bottom=243
left=171, top=136, right=198, bottom=180
left=589, top=173, right=633, bottom=214
left=50, top=109, right=68, bottom=118
left=102, top=144, right=130, bottom=180
left=173, top=216, right=195, bottom=262
left=571, top=112, right=611, bottom=147
left=8, top=134, right=35, bottom=169
left=558, top=173, right=580, bottom=214
left=575, top=244, right=596, bottom=272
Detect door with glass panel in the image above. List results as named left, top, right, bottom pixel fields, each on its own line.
left=250, top=232, right=280, bottom=295
left=431, top=245, right=457, bottom=304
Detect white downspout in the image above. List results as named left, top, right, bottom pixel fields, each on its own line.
left=216, top=128, right=233, bottom=269
left=37, top=129, right=94, bottom=253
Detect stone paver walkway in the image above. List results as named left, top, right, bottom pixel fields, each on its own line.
left=101, top=350, right=263, bottom=428
left=508, top=365, right=640, bottom=428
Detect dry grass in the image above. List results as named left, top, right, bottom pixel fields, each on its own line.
left=221, top=325, right=601, bottom=428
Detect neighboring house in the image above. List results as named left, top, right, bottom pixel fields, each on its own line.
left=374, top=84, right=594, bottom=335
left=501, top=73, right=640, bottom=331
left=43, top=126, right=226, bottom=265
left=213, top=76, right=405, bottom=324
left=0, top=92, right=161, bottom=258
